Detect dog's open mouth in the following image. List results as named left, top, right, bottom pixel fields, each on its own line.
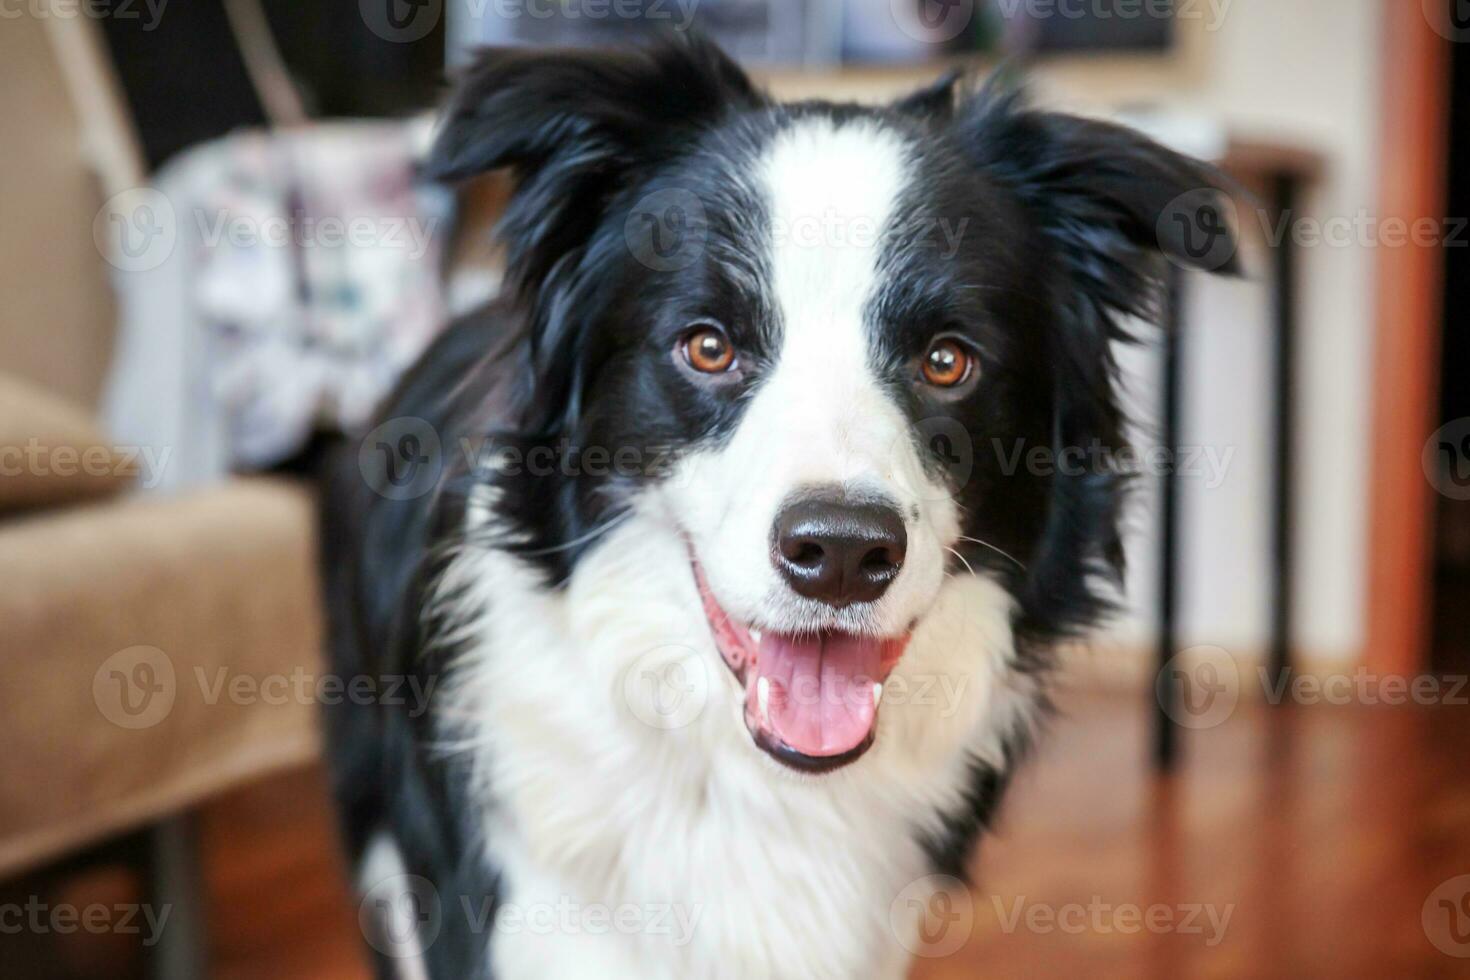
left=691, top=561, right=909, bottom=773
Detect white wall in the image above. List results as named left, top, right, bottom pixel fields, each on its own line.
left=1036, top=0, right=1383, bottom=663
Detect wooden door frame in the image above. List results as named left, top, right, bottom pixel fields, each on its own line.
left=1364, top=3, right=1453, bottom=675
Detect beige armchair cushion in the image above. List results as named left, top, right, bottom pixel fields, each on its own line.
left=0, top=478, right=323, bottom=876
left=0, top=11, right=119, bottom=409
left=0, top=374, right=136, bottom=514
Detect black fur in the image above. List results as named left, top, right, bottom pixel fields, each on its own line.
left=322, top=314, right=515, bottom=978
left=321, top=33, right=1238, bottom=975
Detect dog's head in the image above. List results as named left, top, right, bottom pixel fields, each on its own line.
left=430, top=35, right=1236, bottom=773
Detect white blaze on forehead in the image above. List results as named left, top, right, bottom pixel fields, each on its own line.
left=751, top=117, right=916, bottom=486
left=663, top=114, right=955, bottom=638
left=761, top=117, right=912, bottom=362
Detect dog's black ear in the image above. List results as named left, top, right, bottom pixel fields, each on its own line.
left=892, top=69, right=962, bottom=121
left=955, top=84, right=1240, bottom=629
left=955, top=84, right=1241, bottom=302
left=427, top=35, right=764, bottom=292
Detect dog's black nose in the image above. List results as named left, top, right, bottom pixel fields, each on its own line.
left=772, top=493, right=907, bottom=607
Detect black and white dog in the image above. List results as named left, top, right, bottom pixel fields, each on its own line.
left=322, top=34, right=1236, bottom=980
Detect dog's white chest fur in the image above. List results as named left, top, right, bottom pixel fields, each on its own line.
left=432, top=508, right=1036, bottom=980
left=389, top=114, right=1047, bottom=979
left=344, top=37, right=1236, bottom=980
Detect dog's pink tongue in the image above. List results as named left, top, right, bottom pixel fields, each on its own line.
left=757, top=632, right=883, bottom=757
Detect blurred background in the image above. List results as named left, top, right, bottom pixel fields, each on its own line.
left=1, top=1, right=1468, bottom=977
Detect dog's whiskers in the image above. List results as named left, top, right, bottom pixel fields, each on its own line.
left=516, top=511, right=633, bottom=557
left=954, top=535, right=1027, bottom=571
left=944, top=545, right=976, bottom=578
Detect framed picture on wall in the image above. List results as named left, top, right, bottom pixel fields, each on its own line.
left=452, top=0, right=836, bottom=66
left=447, top=0, right=1176, bottom=67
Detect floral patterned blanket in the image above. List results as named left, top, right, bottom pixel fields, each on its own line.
left=103, top=120, right=452, bottom=489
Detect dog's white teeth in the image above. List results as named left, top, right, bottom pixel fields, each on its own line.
left=872, top=682, right=884, bottom=709
left=757, top=676, right=771, bottom=726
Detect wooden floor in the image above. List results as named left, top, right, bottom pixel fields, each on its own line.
left=189, top=688, right=1470, bottom=979
left=40, top=688, right=1470, bottom=978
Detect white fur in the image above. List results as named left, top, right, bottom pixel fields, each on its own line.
left=360, top=832, right=432, bottom=980
left=679, top=117, right=955, bottom=639
left=425, top=118, right=1044, bottom=979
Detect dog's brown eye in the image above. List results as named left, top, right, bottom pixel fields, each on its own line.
left=921, top=338, right=973, bottom=388
left=682, top=326, right=735, bottom=374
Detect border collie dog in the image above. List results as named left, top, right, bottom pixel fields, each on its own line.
left=322, top=34, right=1235, bottom=980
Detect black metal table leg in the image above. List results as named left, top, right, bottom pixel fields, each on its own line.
left=1154, top=265, right=1186, bottom=770
left=1266, top=175, right=1300, bottom=692
left=145, top=815, right=207, bottom=980
left=1153, top=171, right=1301, bottom=769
